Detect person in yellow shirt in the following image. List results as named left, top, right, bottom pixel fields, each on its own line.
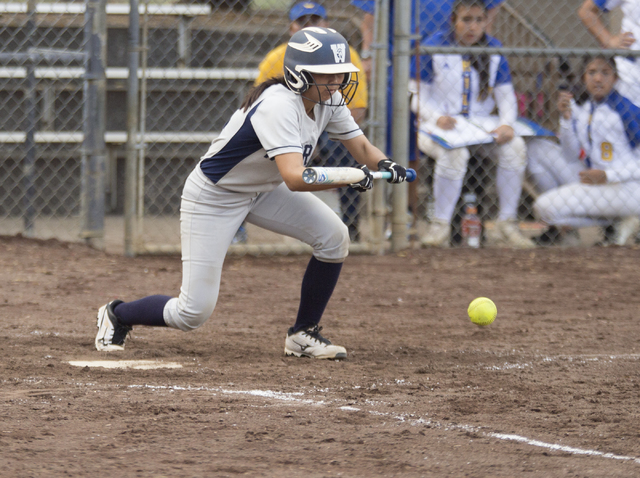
left=255, top=2, right=369, bottom=241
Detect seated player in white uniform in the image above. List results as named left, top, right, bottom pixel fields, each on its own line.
left=94, top=27, right=407, bottom=359
left=410, top=0, right=534, bottom=248
left=534, top=55, right=640, bottom=244
left=579, top=0, right=640, bottom=106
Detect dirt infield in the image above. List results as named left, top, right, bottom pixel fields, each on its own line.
left=2, top=235, right=640, bottom=477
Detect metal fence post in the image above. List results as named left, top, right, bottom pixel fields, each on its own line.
left=81, top=0, right=107, bottom=249
left=390, top=0, right=411, bottom=252
left=23, top=0, right=37, bottom=237
left=125, top=0, right=140, bottom=257
left=371, top=0, right=389, bottom=254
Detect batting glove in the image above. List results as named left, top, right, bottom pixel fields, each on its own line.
left=377, top=159, right=407, bottom=183
left=349, top=164, right=373, bottom=192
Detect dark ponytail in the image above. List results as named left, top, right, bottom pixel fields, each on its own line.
left=471, top=34, right=491, bottom=101
left=241, top=77, right=287, bottom=111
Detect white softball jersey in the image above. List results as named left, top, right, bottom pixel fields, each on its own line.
left=410, top=32, right=517, bottom=127
left=562, top=91, right=640, bottom=182
left=162, top=84, right=363, bottom=331
left=408, top=32, right=526, bottom=225
left=594, top=0, right=640, bottom=105
left=535, top=90, right=640, bottom=226
left=200, top=84, right=362, bottom=193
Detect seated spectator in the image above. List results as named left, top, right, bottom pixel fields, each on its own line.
left=534, top=55, right=640, bottom=245
left=579, top=0, right=640, bottom=106
left=352, top=0, right=503, bottom=223
left=255, top=2, right=368, bottom=241
left=410, top=0, right=534, bottom=248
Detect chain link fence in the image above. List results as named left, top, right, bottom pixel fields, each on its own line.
left=0, top=0, right=637, bottom=253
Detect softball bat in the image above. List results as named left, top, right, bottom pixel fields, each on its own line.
left=302, top=166, right=417, bottom=185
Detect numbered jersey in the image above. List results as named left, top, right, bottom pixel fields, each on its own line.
left=569, top=90, right=640, bottom=182
left=199, top=84, right=362, bottom=193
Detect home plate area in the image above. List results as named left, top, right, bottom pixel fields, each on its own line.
left=2, top=236, right=640, bottom=475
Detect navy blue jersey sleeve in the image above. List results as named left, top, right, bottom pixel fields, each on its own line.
left=413, top=33, right=448, bottom=82
left=484, top=35, right=512, bottom=85
left=608, top=90, right=640, bottom=148
left=486, top=0, right=505, bottom=9
left=495, top=56, right=512, bottom=84
left=351, top=0, right=374, bottom=14
left=592, top=0, right=612, bottom=12
left=410, top=53, right=434, bottom=82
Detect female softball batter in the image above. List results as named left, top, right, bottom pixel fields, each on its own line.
left=95, top=27, right=406, bottom=359
left=534, top=55, right=640, bottom=238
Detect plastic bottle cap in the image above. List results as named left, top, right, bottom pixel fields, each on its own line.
left=463, top=193, right=477, bottom=203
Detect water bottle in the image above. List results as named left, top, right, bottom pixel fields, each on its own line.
left=461, top=193, right=482, bottom=248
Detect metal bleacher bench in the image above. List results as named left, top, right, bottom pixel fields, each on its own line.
left=0, top=1, right=262, bottom=136
left=0, top=3, right=212, bottom=16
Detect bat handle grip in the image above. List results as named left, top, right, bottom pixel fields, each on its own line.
left=372, top=168, right=417, bottom=182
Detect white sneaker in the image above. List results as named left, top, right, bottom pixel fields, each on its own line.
left=421, top=219, right=451, bottom=248
left=614, top=216, right=640, bottom=246
left=559, top=229, right=582, bottom=248
left=493, top=220, right=535, bottom=249
left=95, top=300, right=132, bottom=351
left=284, top=325, right=347, bottom=359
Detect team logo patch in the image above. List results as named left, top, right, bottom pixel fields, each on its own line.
left=330, top=43, right=346, bottom=63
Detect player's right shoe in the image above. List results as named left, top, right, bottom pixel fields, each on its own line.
left=284, top=325, right=347, bottom=359
left=421, top=219, right=451, bottom=248
left=95, top=300, right=132, bottom=351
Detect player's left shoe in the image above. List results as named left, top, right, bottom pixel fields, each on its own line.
left=491, top=220, right=535, bottom=249
left=284, top=325, right=347, bottom=359
left=95, top=300, right=132, bottom=351
left=614, top=216, right=640, bottom=246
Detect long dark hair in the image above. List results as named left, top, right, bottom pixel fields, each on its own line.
left=573, top=54, right=617, bottom=105
left=451, top=0, right=491, bottom=101
left=240, top=77, right=287, bottom=111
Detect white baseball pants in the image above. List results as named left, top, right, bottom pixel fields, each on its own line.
left=534, top=181, right=640, bottom=228
left=163, top=166, right=349, bottom=332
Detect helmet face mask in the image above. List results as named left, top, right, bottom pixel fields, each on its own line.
left=284, top=27, right=360, bottom=106
left=297, top=71, right=359, bottom=107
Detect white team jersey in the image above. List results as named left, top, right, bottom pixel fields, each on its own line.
left=414, top=33, right=513, bottom=118
left=563, top=90, right=640, bottom=183
left=199, top=84, right=362, bottom=193
left=596, top=0, right=640, bottom=50
left=423, top=56, right=510, bottom=117
left=595, top=0, right=640, bottom=104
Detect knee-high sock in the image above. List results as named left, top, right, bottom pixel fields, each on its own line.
left=293, top=256, right=342, bottom=332
left=496, top=167, right=525, bottom=221
left=114, top=295, right=171, bottom=327
left=433, top=174, right=463, bottom=223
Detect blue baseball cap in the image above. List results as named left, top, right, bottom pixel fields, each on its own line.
left=289, top=2, right=327, bottom=22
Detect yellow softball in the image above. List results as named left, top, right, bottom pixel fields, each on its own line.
left=467, top=297, right=497, bottom=326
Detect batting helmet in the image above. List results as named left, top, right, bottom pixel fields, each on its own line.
left=283, top=26, right=359, bottom=105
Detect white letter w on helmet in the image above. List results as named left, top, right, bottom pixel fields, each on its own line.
left=330, top=43, right=346, bottom=63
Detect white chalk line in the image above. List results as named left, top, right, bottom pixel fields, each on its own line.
left=126, top=383, right=640, bottom=465
left=486, top=352, right=640, bottom=371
